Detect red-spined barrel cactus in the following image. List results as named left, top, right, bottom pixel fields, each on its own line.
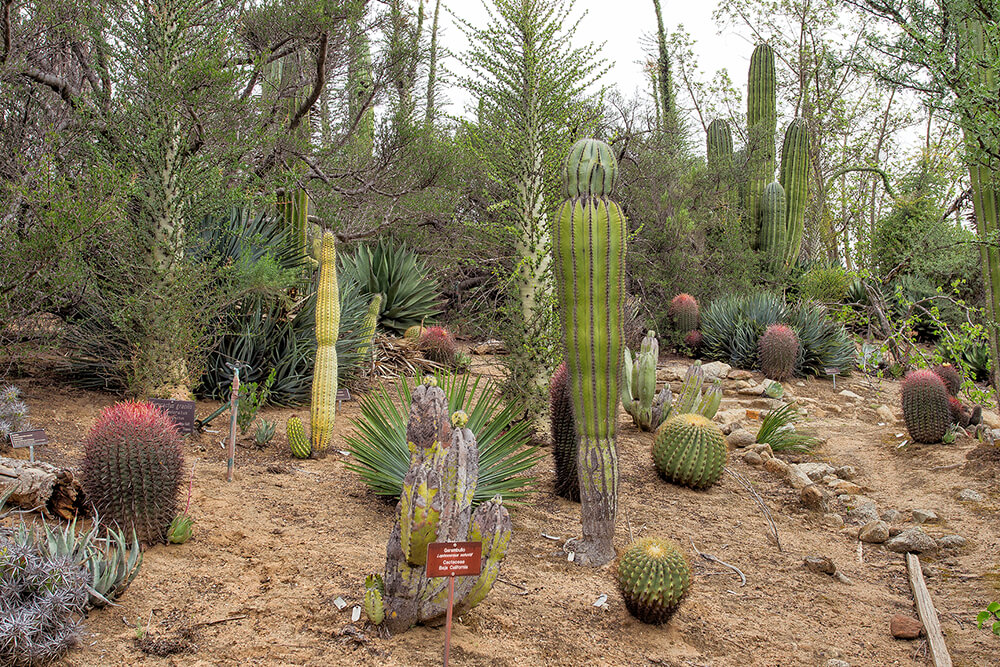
left=617, top=537, right=691, bottom=624
left=550, top=363, right=579, bottom=501
left=669, top=294, right=699, bottom=333
left=418, top=326, right=456, bottom=364
left=758, top=324, right=799, bottom=381
left=683, top=329, right=703, bottom=353
left=931, top=363, right=962, bottom=397
left=902, top=370, right=951, bottom=443
left=81, top=401, right=185, bottom=544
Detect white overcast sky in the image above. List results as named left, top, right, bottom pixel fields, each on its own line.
left=440, top=0, right=753, bottom=117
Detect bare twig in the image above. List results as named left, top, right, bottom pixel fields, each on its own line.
left=690, top=540, right=746, bottom=587
left=724, top=466, right=782, bottom=552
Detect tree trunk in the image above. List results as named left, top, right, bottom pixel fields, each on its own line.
left=0, top=456, right=86, bottom=519
left=575, top=437, right=618, bottom=566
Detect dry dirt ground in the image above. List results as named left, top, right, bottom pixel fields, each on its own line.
left=2, top=355, right=999, bottom=667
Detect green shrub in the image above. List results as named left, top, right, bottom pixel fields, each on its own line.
left=799, top=267, right=849, bottom=303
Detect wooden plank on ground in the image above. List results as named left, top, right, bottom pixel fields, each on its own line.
left=905, top=552, right=953, bottom=667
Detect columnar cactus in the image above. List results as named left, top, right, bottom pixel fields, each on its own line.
left=747, top=43, right=777, bottom=244
left=706, top=119, right=733, bottom=170
left=617, top=537, right=691, bottom=624
left=901, top=369, right=952, bottom=444
left=652, top=413, right=727, bottom=489
left=310, top=231, right=340, bottom=456
left=364, top=380, right=512, bottom=633
left=779, top=118, right=809, bottom=267
left=553, top=138, right=626, bottom=566
left=81, top=401, right=185, bottom=544
left=620, top=331, right=670, bottom=431
left=669, top=293, right=699, bottom=334
left=550, top=363, right=579, bottom=501
left=357, top=293, right=383, bottom=365
left=758, top=324, right=799, bottom=381
left=757, top=182, right=787, bottom=272
left=287, top=415, right=310, bottom=459
left=931, top=363, right=962, bottom=397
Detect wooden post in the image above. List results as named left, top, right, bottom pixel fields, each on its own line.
left=443, top=574, right=455, bottom=667
left=905, top=553, right=953, bottom=667
left=226, top=370, right=240, bottom=482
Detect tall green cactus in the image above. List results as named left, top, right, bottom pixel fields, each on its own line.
left=706, top=119, right=733, bottom=170
left=553, top=138, right=626, bottom=567
left=757, top=182, right=787, bottom=272
left=779, top=118, right=809, bottom=267
left=621, top=344, right=721, bottom=432
left=747, top=43, right=777, bottom=246
left=365, top=380, right=513, bottom=633
left=310, top=231, right=340, bottom=456
left=357, top=293, right=382, bottom=366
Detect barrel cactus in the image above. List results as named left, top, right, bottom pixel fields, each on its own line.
left=311, top=230, right=340, bottom=456
left=758, top=323, right=799, bottom=381
left=403, top=324, right=426, bottom=341
left=617, top=537, right=691, bottom=624
left=365, top=379, right=513, bottom=633
left=81, top=401, right=185, bottom=544
left=669, top=293, right=699, bottom=334
left=683, top=329, right=703, bottom=354
left=901, top=369, right=951, bottom=444
left=418, top=325, right=457, bottom=365
left=652, top=413, right=727, bottom=489
left=931, top=363, right=962, bottom=397
left=550, top=363, right=579, bottom=501
left=553, top=138, right=627, bottom=566
left=286, top=415, right=310, bottom=459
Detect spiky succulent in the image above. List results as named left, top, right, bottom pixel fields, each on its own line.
left=0, top=384, right=31, bottom=440
left=616, top=537, right=691, bottom=624
left=901, top=370, right=951, bottom=444
left=669, top=294, right=699, bottom=333
left=286, top=415, right=310, bottom=459
left=931, top=363, right=962, bottom=397
left=167, top=514, right=194, bottom=544
left=652, top=413, right=727, bottom=489
left=550, top=363, right=579, bottom=501
left=683, top=330, right=703, bottom=354
left=81, top=401, right=185, bottom=544
left=418, top=325, right=457, bottom=365
left=758, top=323, right=799, bottom=381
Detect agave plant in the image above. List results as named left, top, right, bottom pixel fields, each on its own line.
left=345, top=371, right=542, bottom=506
left=339, top=238, right=442, bottom=334
left=756, top=402, right=820, bottom=453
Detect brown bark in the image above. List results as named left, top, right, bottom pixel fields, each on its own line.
left=0, top=456, right=86, bottom=519
left=574, top=437, right=618, bottom=566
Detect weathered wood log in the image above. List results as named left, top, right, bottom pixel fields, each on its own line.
left=0, top=456, right=86, bottom=519
left=906, top=553, right=953, bottom=667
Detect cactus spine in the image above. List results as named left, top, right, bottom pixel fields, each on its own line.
left=706, top=119, right=733, bottom=170
left=747, top=43, right=777, bottom=245
left=758, top=324, right=799, bottom=381
left=757, top=182, right=787, bottom=272
left=550, top=363, right=579, bottom=501
left=310, top=231, right=340, bottom=456
left=779, top=118, right=809, bottom=267
left=553, top=138, right=626, bottom=566
left=901, top=370, right=951, bottom=444
left=669, top=293, right=699, bottom=334
left=367, top=380, right=512, bottom=633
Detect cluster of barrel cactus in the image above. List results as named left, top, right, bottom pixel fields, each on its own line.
left=758, top=324, right=800, bottom=381
left=363, top=379, right=512, bottom=633
left=80, top=401, right=185, bottom=544
left=652, top=413, right=728, bottom=489
left=621, top=343, right=722, bottom=432
left=616, top=537, right=692, bottom=624
left=932, top=364, right=982, bottom=429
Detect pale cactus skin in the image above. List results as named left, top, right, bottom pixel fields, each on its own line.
left=310, top=231, right=340, bottom=456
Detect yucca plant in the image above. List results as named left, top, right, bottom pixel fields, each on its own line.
left=756, top=402, right=820, bottom=452
left=345, top=371, right=542, bottom=506
left=339, top=238, right=442, bottom=334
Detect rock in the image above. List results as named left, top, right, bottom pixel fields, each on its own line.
left=822, top=513, right=845, bottom=529
left=743, top=450, right=763, bottom=465
left=889, top=614, right=923, bottom=640
left=981, top=408, right=1000, bottom=429
left=828, top=404, right=842, bottom=415
left=751, top=443, right=773, bottom=458
left=804, top=556, right=836, bottom=575
left=880, top=509, right=904, bottom=523
left=826, top=660, right=851, bottom=667
left=797, top=462, right=836, bottom=481
left=715, top=407, right=746, bottom=426
left=764, top=457, right=789, bottom=477
left=801, top=484, right=829, bottom=511
left=702, top=361, right=732, bottom=383
left=834, top=465, right=857, bottom=481
left=888, top=525, right=904, bottom=537
left=846, top=501, right=880, bottom=525
left=842, top=526, right=860, bottom=540
left=911, top=509, right=939, bottom=524
left=787, top=465, right=813, bottom=490
left=726, top=430, right=756, bottom=449
left=876, top=405, right=897, bottom=423
left=830, top=480, right=863, bottom=495
left=833, top=572, right=853, bottom=585
left=937, top=534, right=967, bottom=549
left=956, top=488, right=984, bottom=502
left=471, top=339, right=505, bottom=355
left=728, top=369, right=753, bottom=380
left=886, top=528, right=938, bottom=554
left=734, top=380, right=751, bottom=389
left=839, top=390, right=862, bottom=400
left=859, top=520, right=890, bottom=544
left=738, top=384, right=764, bottom=396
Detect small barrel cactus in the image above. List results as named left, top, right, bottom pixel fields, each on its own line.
left=403, top=324, right=426, bottom=341
left=669, top=294, right=699, bottom=333
left=418, top=325, right=457, bottom=365
left=652, top=413, right=727, bottom=489
left=931, top=363, right=961, bottom=397
left=758, top=324, right=799, bottom=381
left=902, top=370, right=951, bottom=444
left=617, top=537, right=691, bottom=624
left=286, top=415, right=310, bottom=459
left=550, top=363, right=579, bottom=501
left=81, top=401, right=185, bottom=544
left=683, top=329, right=703, bottom=354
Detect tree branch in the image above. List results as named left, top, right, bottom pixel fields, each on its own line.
left=289, top=31, right=328, bottom=132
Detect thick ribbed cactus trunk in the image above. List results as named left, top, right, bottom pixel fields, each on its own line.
left=706, top=119, right=733, bottom=170
left=779, top=118, right=809, bottom=267
left=758, top=182, right=787, bottom=272
left=357, top=293, right=382, bottom=366
left=746, top=44, right=777, bottom=246
left=281, top=188, right=309, bottom=258
left=554, top=139, right=626, bottom=567
left=310, top=232, right=340, bottom=456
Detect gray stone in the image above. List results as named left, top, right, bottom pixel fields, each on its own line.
left=839, top=389, right=862, bottom=400
left=751, top=443, right=773, bottom=458
left=801, top=484, right=829, bottom=512
left=826, top=660, right=851, bottom=667
left=726, top=429, right=756, bottom=449
left=937, top=535, right=967, bottom=549
left=846, top=501, right=880, bottom=525
left=743, top=450, right=763, bottom=466
left=738, top=384, right=764, bottom=396
left=981, top=408, right=1000, bottom=429
left=880, top=509, right=905, bottom=523
left=911, top=509, right=939, bottom=524
left=822, top=513, right=845, bottom=529
left=728, top=369, right=753, bottom=380
left=797, top=462, right=836, bottom=481
left=787, top=465, right=813, bottom=490
left=804, top=556, right=836, bottom=575
left=764, top=457, right=789, bottom=477
left=835, top=465, right=857, bottom=481
left=886, top=528, right=938, bottom=554
left=876, top=405, right=896, bottom=424
left=859, top=520, right=890, bottom=544
left=833, top=571, right=853, bottom=585
left=702, top=361, right=732, bottom=383
left=956, top=488, right=984, bottom=502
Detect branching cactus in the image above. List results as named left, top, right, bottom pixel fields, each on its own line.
left=747, top=43, right=777, bottom=245
left=364, top=380, right=513, bottom=633
left=757, top=181, right=787, bottom=272
left=621, top=331, right=670, bottom=432
left=553, top=138, right=627, bottom=567
left=622, top=356, right=722, bottom=433
left=310, top=231, right=340, bottom=456
left=706, top=119, right=733, bottom=171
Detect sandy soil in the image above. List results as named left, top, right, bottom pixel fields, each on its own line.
left=2, top=355, right=999, bottom=667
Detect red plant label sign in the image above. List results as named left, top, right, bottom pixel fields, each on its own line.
left=426, top=541, right=482, bottom=578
